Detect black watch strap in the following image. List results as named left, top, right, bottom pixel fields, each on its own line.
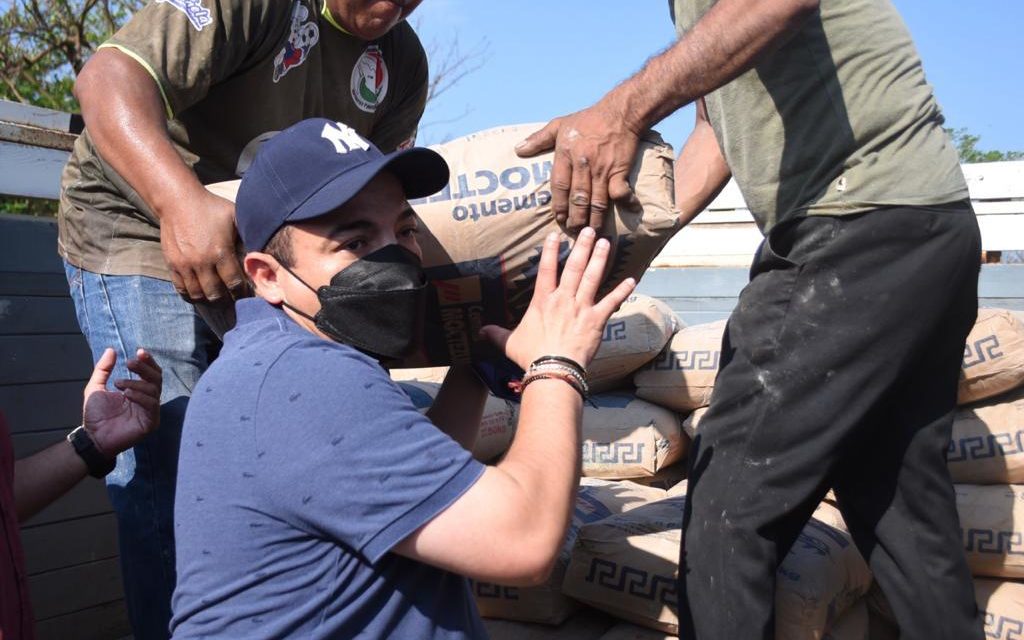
left=67, top=426, right=116, bottom=479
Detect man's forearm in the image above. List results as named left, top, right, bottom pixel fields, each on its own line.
left=75, top=48, right=209, bottom=220
left=607, top=0, right=819, bottom=133
left=495, top=380, right=582, bottom=557
left=426, top=366, right=487, bottom=451
left=13, top=439, right=90, bottom=522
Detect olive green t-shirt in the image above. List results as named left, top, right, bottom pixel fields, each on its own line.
left=59, top=0, right=428, bottom=280
left=670, top=0, right=968, bottom=232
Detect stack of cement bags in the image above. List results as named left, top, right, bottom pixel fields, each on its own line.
left=867, top=308, right=1024, bottom=639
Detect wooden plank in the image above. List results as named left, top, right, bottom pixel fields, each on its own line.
left=21, top=514, right=120, bottom=575
left=0, top=99, right=74, bottom=132
left=0, top=295, right=81, bottom=335
left=28, top=558, right=124, bottom=620
left=0, top=122, right=76, bottom=152
left=0, top=273, right=72, bottom=297
left=0, top=215, right=63, bottom=273
left=962, top=162, right=1024, bottom=200
left=978, top=266, right=1024, bottom=298
left=35, top=599, right=131, bottom=640
left=11, top=430, right=66, bottom=458
left=23, top=478, right=112, bottom=527
left=0, top=334, right=93, bottom=385
left=0, top=380, right=87, bottom=434
left=0, top=141, right=68, bottom=200
left=637, top=267, right=749, bottom=298
left=978, top=215, right=1024, bottom=251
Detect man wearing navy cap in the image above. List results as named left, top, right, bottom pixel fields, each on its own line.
left=169, top=117, right=636, bottom=638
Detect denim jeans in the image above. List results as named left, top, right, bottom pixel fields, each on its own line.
left=64, top=262, right=219, bottom=639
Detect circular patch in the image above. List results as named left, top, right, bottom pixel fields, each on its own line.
left=351, top=45, right=389, bottom=113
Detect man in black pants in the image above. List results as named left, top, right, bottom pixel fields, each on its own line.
left=514, top=0, right=983, bottom=637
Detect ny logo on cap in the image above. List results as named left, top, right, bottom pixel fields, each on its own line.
left=321, top=122, right=370, bottom=155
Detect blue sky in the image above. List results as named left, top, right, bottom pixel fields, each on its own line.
left=413, top=1, right=1024, bottom=153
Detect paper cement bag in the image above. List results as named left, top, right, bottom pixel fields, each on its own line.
left=581, top=392, right=688, bottom=479
left=821, top=600, right=868, bottom=640
left=482, top=608, right=616, bottom=640
left=627, top=463, right=688, bottom=492
left=395, top=381, right=517, bottom=462
left=473, top=479, right=665, bottom=625
left=633, top=320, right=727, bottom=412
left=975, top=578, right=1024, bottom=640
left=206, top=124, right=678, bottom=366
left=589, top=295, right=681, bottom=393
left=681, top=406, right=708, bottom=439
left=775, top=501, right=873, bottom=640
left=960, top=309, right=1024, bottom=405
left=597, top=622, right=678, bottom=640
left=956, top=484, right=1024, bottom=579
left=948, top=389, right=1024, bottom=484
left=390, top=366, right=450, bottom=384
left=562, top=497, right=871, bottom=638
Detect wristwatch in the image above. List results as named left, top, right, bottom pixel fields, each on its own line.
left=67, top=426, right=117, bottom=479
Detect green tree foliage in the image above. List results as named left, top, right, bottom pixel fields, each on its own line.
left=0, top=0, right=142, bottom=110
left=946, top=127, right=1024, bottom=163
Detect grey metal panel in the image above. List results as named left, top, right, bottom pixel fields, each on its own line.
left=0, top=380, right=87, bottom=434
left=34, top=599, right=131, bottom=640
left=28, top=558, right=124, bottom=620
left=0, top=273, right=72, bottom=296
left=0, top=214, right=63, bottom=273
left=22, top=479, right=112, bottom=527
left=0, top=295, right=82, bottom=335
left=21, top=514, right=120, bottom=575
left=0, top=334, right=93, bottom=385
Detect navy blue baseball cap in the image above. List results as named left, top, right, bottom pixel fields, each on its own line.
left=235, top=118, right=449, bottom=251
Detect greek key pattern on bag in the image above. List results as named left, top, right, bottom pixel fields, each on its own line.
left=963, top=335, right=1003, bottom=369
left=584, top=558, right=678, bottom=607
left=582, top=442, right=645, bottom=464
left=948, top=432, right=1023, bottom=462
left=651, top=349, right=720, bottom=372
left=984, top=612, right=1024, bottom=639
left=962, top=528, right=1024, bottom=556
left=602, top=320, right=627, bottom=342
left=472, top=581, right=520, bottom=600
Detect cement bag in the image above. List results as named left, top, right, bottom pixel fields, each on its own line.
left=207, top=124, right=678, bottom=366
left=562, top=495, right=686, bottom=634
left=976, top=578, right=1024, bottom=640
left=681, top=407, right=708, bottom=439
left=775, top=501, right=873, bottom=640
left=956, top=484, right=1024, bottom=579
left=581, top=392, right=688, bottom=479
left=821, top=600, right=868, bottom=640
left=948, top=389, right=1024, bottom=484
left=633, top=320, right=727, bottom=412
left=483, top=608, right=615, bottom=640
left=562, top=497, right=871, bottom=637
left=627, top=463, right=688, bottom=491
left=960, top=309, right=1024, bottom=405
left=396, top=381, right=517, bottom=462
left=597, top=622, right=678, bottom=640
left=589, top=295, right=681, bottom=393
left=473, top=479, right=665, bottom=625
left=390, top=366, right=449, bottom=383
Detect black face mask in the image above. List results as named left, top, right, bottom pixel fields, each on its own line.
left=281, top=244, right=428, bottom=362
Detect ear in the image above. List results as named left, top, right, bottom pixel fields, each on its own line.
left=245, top=252, right=285, bottom=304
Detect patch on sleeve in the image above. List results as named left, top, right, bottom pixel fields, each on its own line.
left=156, top=0, right=213, bottom=31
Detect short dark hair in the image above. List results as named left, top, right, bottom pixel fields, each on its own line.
left=263, top=226, right=295, bottom=268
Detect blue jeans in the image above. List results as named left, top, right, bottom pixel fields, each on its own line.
left=64, top=263, right=219, bottom=639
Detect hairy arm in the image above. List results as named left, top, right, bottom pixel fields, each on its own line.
left=517, top=0, right=818, bottom=229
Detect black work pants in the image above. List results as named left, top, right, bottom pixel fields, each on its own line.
left=678, top=202, right=984, bottom=640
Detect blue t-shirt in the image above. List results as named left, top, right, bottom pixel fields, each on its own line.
left=170, top=299, right=487, bottom=639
